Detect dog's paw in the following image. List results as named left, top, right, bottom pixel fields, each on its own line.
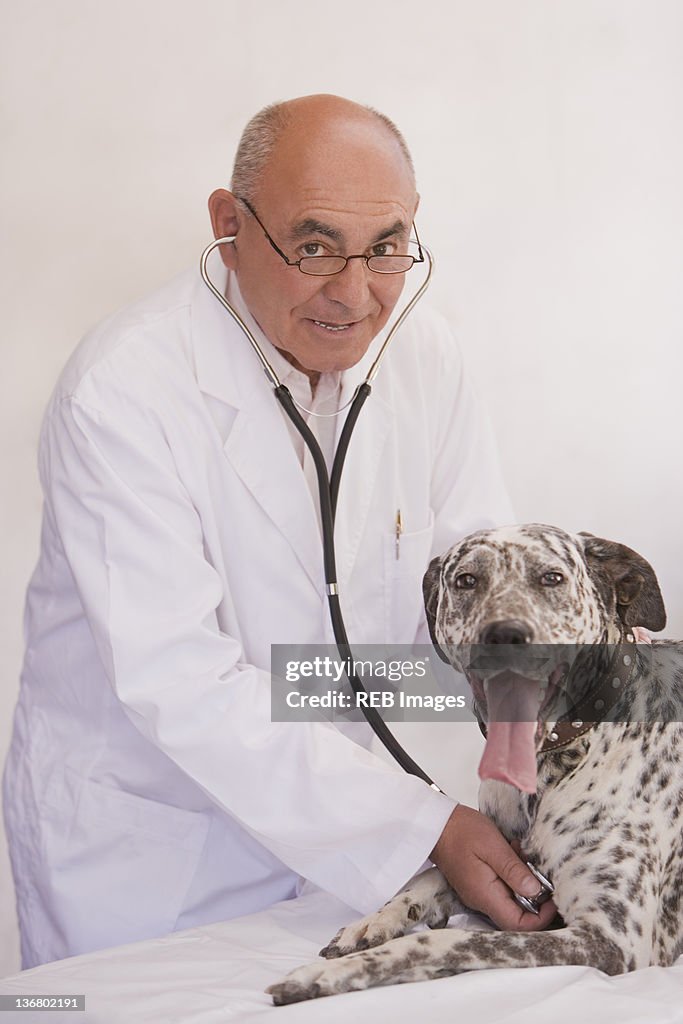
left=320, top=922, right=376, bottom=958
left=266, top=962, right=325, bottom=1006
left=266, top=956, right=366, bottom=1005
left=320, top=908, right=408, bottom=958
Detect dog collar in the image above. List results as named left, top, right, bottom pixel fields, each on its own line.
left=539, top=631, right=637, bottom=753
left=475, top=631, right=638, bottom=753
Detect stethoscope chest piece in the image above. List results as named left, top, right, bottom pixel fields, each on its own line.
left=513, top=862, right=555, bottom=915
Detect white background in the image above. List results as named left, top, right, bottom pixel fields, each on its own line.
left=1, top=0, right=681, bottom=977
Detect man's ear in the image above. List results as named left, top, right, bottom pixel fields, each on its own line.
left=422, top=556, right=450, bottom=663
left=207, top=189, right=242, bottom=270
left=580, top=533, right=666, bottom=631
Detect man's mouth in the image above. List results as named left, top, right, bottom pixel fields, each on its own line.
left=311, top=319, right=354, bottom=332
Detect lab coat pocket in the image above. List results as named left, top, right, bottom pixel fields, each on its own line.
left=39, top=767, right=209, bottom=956
left=383, top=509, right=435, bottom=643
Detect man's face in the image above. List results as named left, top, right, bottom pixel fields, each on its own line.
left=210, top=113, right=419, bottom=376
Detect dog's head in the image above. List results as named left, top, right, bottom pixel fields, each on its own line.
left=423, top=524, right=665, bottom=792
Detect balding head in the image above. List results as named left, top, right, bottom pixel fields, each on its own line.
left=231, top=94, right=415, bottom=204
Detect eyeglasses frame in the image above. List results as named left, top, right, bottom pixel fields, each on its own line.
left=237, top=196, right=425, bottom=276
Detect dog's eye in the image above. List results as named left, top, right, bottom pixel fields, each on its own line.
left=541, top=571, right=564, bottom=587
left=455, top=573, right=478, bottom=590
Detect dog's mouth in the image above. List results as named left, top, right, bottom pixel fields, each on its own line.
left=470, top=664, right=567, bottom=794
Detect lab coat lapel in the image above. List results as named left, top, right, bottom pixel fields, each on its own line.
left=191, top=263, right=323, bottom=592
left=224, top=394, right=324, bottom=591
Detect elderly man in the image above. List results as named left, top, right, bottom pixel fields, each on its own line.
left=4, top=94, right=553, bottom=969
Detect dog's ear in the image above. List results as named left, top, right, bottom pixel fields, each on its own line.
left=422, top=555, right=451, bottom=663
left=579, top=533, right=666, bottom=631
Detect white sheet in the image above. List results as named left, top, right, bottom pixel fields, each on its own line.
left=1, top=889, right=682, bottom=1024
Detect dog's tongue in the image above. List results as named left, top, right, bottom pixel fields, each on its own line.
left=478, top=672, right=542, bottom=794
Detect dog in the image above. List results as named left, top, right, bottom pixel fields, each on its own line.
left=267, top=524, right=683, bottom=1005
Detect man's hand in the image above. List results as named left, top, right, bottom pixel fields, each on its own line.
left=430, top=804, right=557, bottom=931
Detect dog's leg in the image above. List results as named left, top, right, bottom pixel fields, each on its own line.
left=319, top=867, right=462, bottom=959
left=267, top=921, right=626, bottom=1005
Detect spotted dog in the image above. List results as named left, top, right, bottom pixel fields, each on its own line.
left=267, top=525, right=683, bottom=1005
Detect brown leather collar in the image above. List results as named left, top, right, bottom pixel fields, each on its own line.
left=539, top=631, right=636, bottom=752
left=476, top=631, right=637, bottom=753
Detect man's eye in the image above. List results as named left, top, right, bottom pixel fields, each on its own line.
left=371, top=242, right=396, bottom=257
left=301, top=242, right=325, bottom=257
left=455, top=573, right=477, bottom=590
left=541, top=571, right=564, bottom=587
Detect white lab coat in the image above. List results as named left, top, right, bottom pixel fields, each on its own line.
left=3, top=262, right=513, bottom=968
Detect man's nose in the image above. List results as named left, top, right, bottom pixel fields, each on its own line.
left=322, top=256, right=371, bottom=308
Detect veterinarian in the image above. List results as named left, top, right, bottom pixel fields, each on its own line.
left=3, top=94, right=555, bottom=969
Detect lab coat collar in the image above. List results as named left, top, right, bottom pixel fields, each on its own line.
left=192, top=255, right=269, bottom=410
left=191, top=259, right=393, bottom=596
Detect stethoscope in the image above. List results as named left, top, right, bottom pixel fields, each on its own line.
left=200, top=235, right=444, bottom=793
left=200, top=238, right=557, bottom=915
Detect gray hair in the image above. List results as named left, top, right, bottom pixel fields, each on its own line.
left=230, top=100, right=415, bottom=204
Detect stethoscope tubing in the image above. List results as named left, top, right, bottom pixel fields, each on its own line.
left=275, top=383, right=441, bottom=789
left=200, top=240, right=443, bottom=793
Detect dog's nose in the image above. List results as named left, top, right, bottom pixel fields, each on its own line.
left=479, top=620, right=533, bottom=645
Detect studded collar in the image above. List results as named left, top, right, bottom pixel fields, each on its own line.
left=538, top=630, right=637, bottom=753
left=475, top=630, right=638, bottom=753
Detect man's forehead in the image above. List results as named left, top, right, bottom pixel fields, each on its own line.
left=254, top=113, right=416, bottom=220
left=260, top=177, right=415, bottom=212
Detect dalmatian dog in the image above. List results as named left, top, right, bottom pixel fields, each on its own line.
left=267, top=524, right=683, bottom=1005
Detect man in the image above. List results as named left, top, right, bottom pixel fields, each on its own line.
left=4, top=95, right=554, bottom=969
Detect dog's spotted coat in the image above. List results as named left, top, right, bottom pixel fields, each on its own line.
left=267, top=525, right=683, bottom=1004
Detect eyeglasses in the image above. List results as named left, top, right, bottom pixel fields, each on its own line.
left=238, top=197, right=425, bottom=277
